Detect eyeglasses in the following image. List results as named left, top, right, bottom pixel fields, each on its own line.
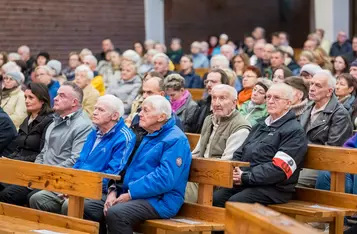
left=204, top=79, right=220, bottom=85
left=3, top=76, right=12, bottom=81
left=242, top=75, right=257, bottom=79
left=266, top=95, right=289, bottom=102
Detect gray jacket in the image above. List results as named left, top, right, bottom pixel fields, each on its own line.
left=175, top=93, right=198, bottom=131
left=107, top=75, right=142, bottom=115
left=299, top=95, right=353, bottom=146
left=35, top=109, right=92, bottom=168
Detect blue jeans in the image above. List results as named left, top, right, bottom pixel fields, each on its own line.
left=315, top=171, right=356, bottom=194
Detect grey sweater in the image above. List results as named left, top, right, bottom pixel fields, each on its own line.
left=35, top=109, right=92, bottom=168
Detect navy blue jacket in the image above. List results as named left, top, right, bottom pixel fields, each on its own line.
left=180, top=70, right=203, bottom=88
left=0, top=107, right=17, bottom=156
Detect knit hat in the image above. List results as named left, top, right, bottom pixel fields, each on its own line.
left=300, top=64, right=322, bottom=76
left=350, top=59, right=357, bottom=68
left=255, top=78, right=273, bottom=92
left=6, top=71, right=24, bottom=85
left=36, top=52, right=50, bottom=62
left=47, top=60, right=62, bottom=76
left=284, top=76, right=309, bottom=100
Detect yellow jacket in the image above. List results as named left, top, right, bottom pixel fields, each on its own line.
left=91, top=75, right=105, bottom=96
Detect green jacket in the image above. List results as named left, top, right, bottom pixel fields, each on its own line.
left=239, top=100, right=268, bottom=126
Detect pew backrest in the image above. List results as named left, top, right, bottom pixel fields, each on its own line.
left=188, top=88, right=205, bottom=101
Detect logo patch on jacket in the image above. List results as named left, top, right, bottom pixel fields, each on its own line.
left=176, top=157, right=182, bottom=167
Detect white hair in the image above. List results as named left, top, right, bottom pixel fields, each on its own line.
left=75, top=64, right=94, bottom=80
left=2, top=61, right=21, bottom=73
left=123, top=49, right=141, bottom=67
left=221, top=44, right=234, bottom=53
left=212, top=84, right=238, bottom=100
left=210, top=55, right=229, bottom=69
left=268, top=83, right=294, bottom=102
left=97, top=94, right=125, bottom=119
left=145, top=39, right=155, bottom=46
left=35, top=65, right=53, bottom=75
left=264, top=43, right=275, bottom=51
left=152, top=53, right=170, bottom=64
left=18, top=45, right=30, bottom=54
left=80, top=48, right=93, bottom=57
left=84, top=55, right=98, bottom=67
left=8, top=52, right=21, bottom=61
left=314, top=70, right=337, bottom=89
left=147, top=49, right=159, bottom=56
left=142, top=95, right=172, bottom=120
left=191, top=41, right=201, bottom=48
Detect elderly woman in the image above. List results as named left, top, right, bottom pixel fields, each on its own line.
left=237, top=66, right=262, bottom=106
left=272, top=66, right=293, bottom=83
left=1, top=71, right=27, bottom=128
left=239, top=78, right=272, bottom=126
left=138, top=49, right=158, bottom=75
left=213, top=83, right=308, bottom=209
left=34, top=65, right=60, bottom=107
left=164, top=74, right=198, bottom=131
left=179, top=55, right=203, bottom=88
left=74, top=64, right=100, bottom=118
left=107, top=60, right=142, bottom=117
left=335, top=73, right=357, bottom=114
left=284, top=77, right=309, bottom=117
left=5, top=83, right=53, bottom=162
left=232, top=53, right=250, bottom=92
left=298, top=50, right=315, bottom=67
left=103, top=50, right=121, bottom=89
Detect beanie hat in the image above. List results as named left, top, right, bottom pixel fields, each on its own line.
left=284, top=76, right=309, bottom=100
left=274, top=66, right=293, bottom=79
left=6, top=71, right=24, bottom=85
left=300, top=64, right=322, bottom=76
left=350, top=59, right=357, bottom=68
left=47, top=60, right=62, bottom=76
left=36, top=52, right=50, bottom=63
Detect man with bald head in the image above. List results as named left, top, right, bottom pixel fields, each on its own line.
left=17, top=45, right=35, bottom=82
left=329, top=31, right=352, bottom=57
left=303, top=40, right=318, bottom=51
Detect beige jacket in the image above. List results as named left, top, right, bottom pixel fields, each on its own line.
left=82, top=84, right=100, bottom=118
left=1, top=87, right=27, bottom=129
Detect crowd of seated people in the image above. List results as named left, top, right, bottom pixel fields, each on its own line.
left=2, top=26, right=357, bottom=233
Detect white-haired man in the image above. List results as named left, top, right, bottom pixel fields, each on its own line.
left=190, top=41, right=209, bottom=68
left=83, top=55, right=105, bottom=95
left=298, top=70, right=353, bottom=188
left=220, top=44, right=234, bottom=65
left=29, top=95, right=136, bottom=216
left=213, top=83, right=307, bottom=214
left=74, top=64, right=100, bottom=118
left=84, top=95, right=192, bottom=234
left=210, top=54, right=230, bottom=70
left=153, top=53, right=175, bottom=78
left=17, top=45, right=35, bottom=81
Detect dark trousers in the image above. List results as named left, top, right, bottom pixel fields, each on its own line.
left=84, top=196, right=160, bottom=234
left=345, top=224, right=357, bottom=234
left=0, top=184, right=38, bottom=206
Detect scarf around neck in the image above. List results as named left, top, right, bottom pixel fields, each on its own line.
left=237, top=88, right=253, bottom=106
left=171, top=90, right=190, bottom=112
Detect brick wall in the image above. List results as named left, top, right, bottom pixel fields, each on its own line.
left=165, top=0, right=311, bottom=50
left=0, top=0, right=145, bottom=65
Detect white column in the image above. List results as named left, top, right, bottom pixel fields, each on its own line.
left=314, top=0, right=349, bottom=42
left=144, top=0, right=165, bottom=43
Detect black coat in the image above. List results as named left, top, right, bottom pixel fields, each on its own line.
left=186, top=95, right=211, bottom=133
left=234, top=110, right=308, bottom=202
left=7, top=113, right=53, bottom=162
left=0, top=108, right=17, bottom=156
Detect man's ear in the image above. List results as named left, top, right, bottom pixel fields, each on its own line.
left=111, top=111, right=120, bottom=121
left=158, top=113, right=167, bottom=122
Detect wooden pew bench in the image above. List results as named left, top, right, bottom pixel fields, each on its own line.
left=225, top=202, right=320, bottom=234
left=188, top=88, right=205, bottom=101
left=194, top=68, right=209, bottom=78
left=269, top=145, right=357, bottom=234
left=0, top=158, right=120, bottom=234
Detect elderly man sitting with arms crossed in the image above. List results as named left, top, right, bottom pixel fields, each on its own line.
left=213, top=83, right=307, bottom=217
left=83, top=95, right=192, bottom=234
left=29, top=95, right=136, bottom=215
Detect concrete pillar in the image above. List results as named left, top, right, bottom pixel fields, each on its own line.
left=144, top=0, right=165, bottom=43
left=314, top=0, right=350, bottom=42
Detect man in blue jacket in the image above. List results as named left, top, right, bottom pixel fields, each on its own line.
left=29, top=94, right=136, bottom=214
left=84, top=95, right=192, bottom=234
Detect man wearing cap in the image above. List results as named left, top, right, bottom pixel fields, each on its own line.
left=190, top=41, right=209, bottom=68
left=0, top=71, right=27, bottom=129
left=284, top=77, right=309, bottom=117
left=299, top=64, right=322, bottom=83
left=298, top=70, right=353, bottom=188
left=74, top=64, right=100, bottom=118
left=350, top=59, right=357, bottom=80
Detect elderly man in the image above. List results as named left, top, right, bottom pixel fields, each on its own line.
left=29, top=95, right=136, bottom=215
left=298, top=70, right=353, bottom=188
left=191, top=41, right=209, bottom=68
left=187, top=69, right=229, bottom=133
left=83, top=55, right=105, bottom=96
left=17, top=45, right=34, bottom=82
left=34, top=65, right=60, bottom=106
left=73, top=64, right=100, bottom=118
left=153, top=53, right=175, bottom=78
left=250, top=41, right=265, bottom=66
left=329, top=31, right=352, bottom=57
left=303, top=40, right=318, bottom=51
left=0, top=82, right=92, bottom=206
left=83, top=95, right=192, bottom=234
left=213, top=83, right=307, bottom=211
left=210, top=54, right=230, bottom=70
left=220, top=44, right=234, bottom=65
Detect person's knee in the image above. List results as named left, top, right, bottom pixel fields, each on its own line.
left=106, top=206, right=123, bottom=224
left=29, top=192, right=42, bottom=209
left=61, top=200, right=68, bottom=215
left=316, top=171, right=331, bottom=190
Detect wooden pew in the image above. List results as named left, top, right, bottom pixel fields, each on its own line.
left=225, top=202, right=320, bottom=234
left=185, top=133, right=200, bottom=151
left=139, top=158, right=250, bottom=234
left=269, top=145, right=357, bottom=234
left=195, top=68, right=209, bottom=78
left=188, top=88, right=205, bottom=101
left=0, top=158, right=120, bottom=233
left=293, top=48, right=302, bottom=61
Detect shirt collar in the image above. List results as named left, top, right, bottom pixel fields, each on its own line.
left=264, top=110, right=290, bottom=126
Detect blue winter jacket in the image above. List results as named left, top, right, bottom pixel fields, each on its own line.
left=73, top=118, right=136, bottom=192
left=123, top=117, right=192, bottom=218
left=48, top=80, right=60, bottom=107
